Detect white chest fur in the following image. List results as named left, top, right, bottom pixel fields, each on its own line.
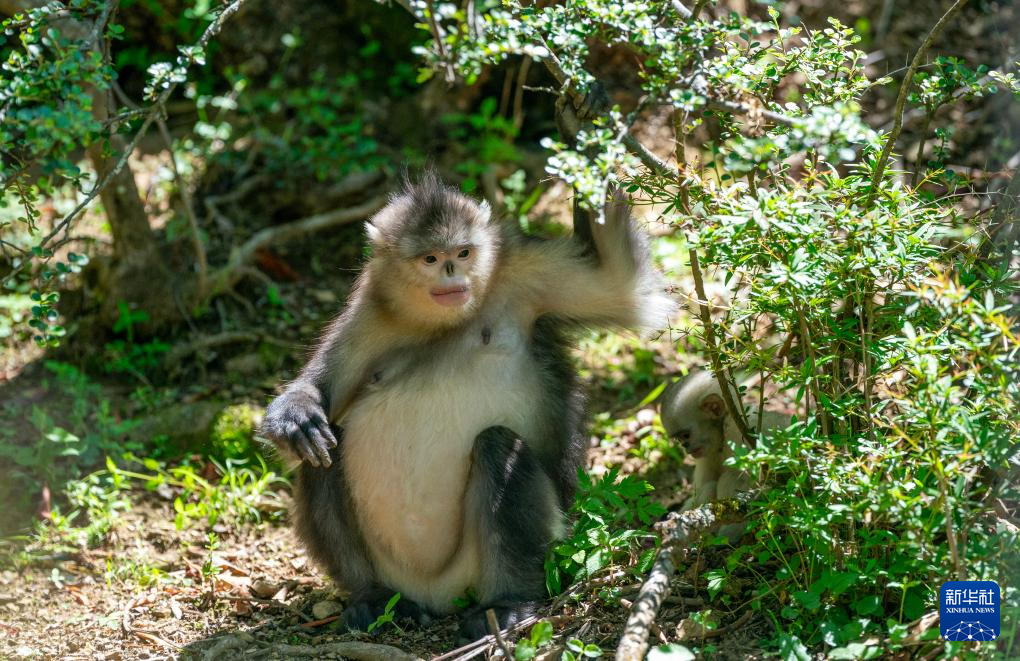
left=340, top=316, right=542, bottom=611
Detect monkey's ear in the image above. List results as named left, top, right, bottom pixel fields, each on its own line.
left=478, top=200, right=492, bottom=224
left=365, top=221, right=384, bottom=245
left=699, top=393, right=727, bottom=420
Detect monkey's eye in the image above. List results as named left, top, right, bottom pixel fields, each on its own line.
left=423, top=255, right=438, bottom=265
left=673, top=430, right=691, bottom=443
left=457, top=248, right=471, bottom=259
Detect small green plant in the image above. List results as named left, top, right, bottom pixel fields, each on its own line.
left=513, top=619, right=554, bottom=660
left=104, top=556, right=167, bottom=588
left=562, top=638, right=603, bottom=660
left=545, top=468, right=664, bottom=595
left=0, top=361, right=136, bottom=531
left=104, top=454, right=287, bottom=530
left=366, top=592, right=402, bottom=634
left=103, top=303, right=169, bottom=381
left=201, top=531, right=221, bottom=589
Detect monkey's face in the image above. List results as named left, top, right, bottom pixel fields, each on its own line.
left=414, top=244, right=478, bottom=308
left=670, top=419, right=724, bottom=458
left=396, top=224, right=498, bottom=323
left=374, top=218, right=499, bottom=328
left=661, top=381, right=729, bottom=459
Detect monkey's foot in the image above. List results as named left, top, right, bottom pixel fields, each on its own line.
left=459, top=601, right=537, bottom=640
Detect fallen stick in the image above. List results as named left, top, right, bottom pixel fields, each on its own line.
left=614, top=493, right=753, bottom=661
left=432, top=615, right=539, bottom=661
left=251, top=640, right=422, bottom=661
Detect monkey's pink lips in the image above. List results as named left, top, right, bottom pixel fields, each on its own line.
left=430, top=286, right=470, bottom=307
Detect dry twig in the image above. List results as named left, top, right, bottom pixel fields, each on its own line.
left=251, top=640, right=423, bottom=661
left=208, top=195, right=388, bottom=296
left=866, top=0, right=970, bottom=205
left=487, top=609, right=515, bottom=659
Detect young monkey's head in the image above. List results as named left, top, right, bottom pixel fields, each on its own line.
left=660, top=370, right=729, bottom=458
left=365, top=171, right=500, bottom=330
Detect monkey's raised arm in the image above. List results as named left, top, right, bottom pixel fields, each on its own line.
left=512, top=194, right=675, bottom=332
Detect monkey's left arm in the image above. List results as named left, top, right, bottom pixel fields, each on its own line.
left=513, top=195, right=676, bottom=331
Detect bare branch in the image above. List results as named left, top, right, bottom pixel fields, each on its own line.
left=688, top=248, right=753, bottom=444
left=485, top=609, right=514, bottom=660
left=155, top=115, right=208, bottom=296
left=615, top=494, right=753, bottom=661
left=208, top=196, right=388, bottom=296
left=866, top=0, right=969, bottom=205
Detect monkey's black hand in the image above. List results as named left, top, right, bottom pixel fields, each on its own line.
left=261, top=388, right=338, bottom=467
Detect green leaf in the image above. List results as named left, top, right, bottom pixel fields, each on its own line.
left=706, top=569, right=726, bottom=601
left=852, top=595, right=882, bottom=616
left=530, top=620, right=554, bottom=647
left=776, top=632, right=810, bottom=661
left=515, top=640, right=536, bottom=661
left=647, top=645, right=695, bottom=661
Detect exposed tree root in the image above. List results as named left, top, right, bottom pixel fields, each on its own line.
left=208, top=194, right=389, bottom=298
left=199, top=634, right=423, bottom=661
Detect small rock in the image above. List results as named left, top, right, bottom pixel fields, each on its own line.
left=636, top=408, right=656, bottom=426
left=676, top=616, right=713, bottom=641
left=251, top=579, right=280, bottom=599
left=312, top=600, right=342, bottom=620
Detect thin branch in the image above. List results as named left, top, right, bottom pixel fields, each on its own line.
left=84, top=0, right=116, bottom=47
left=865, top=0, right=969, bottom=206
left=688, top=248, right=753, bottom=444
left=155, top=114, right=208, bottom=296
left=208, top=195, right=388, bottom=296
left=424, top=0, right=455, bottom=83
left=624, top=134, right=677, bottom=178
left=670, top=0, right=692, bottom=19
left=393, top=0, right=454, bottom=83
left=486, top=609, right=514, bottom=659
left=615, top=493, right=754, bottom=661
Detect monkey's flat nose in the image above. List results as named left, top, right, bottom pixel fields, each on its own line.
left=444, top=261, right=455, bottom=275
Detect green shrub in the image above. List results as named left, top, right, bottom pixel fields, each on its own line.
left=405, top=0, right=1019, bottom=655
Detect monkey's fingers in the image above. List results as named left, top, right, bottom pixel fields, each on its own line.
left=314, top=418, right=338, bottom=448
left=285, top=421, right=322, bottom=467
left=301, top=421, right=334, bottom=467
